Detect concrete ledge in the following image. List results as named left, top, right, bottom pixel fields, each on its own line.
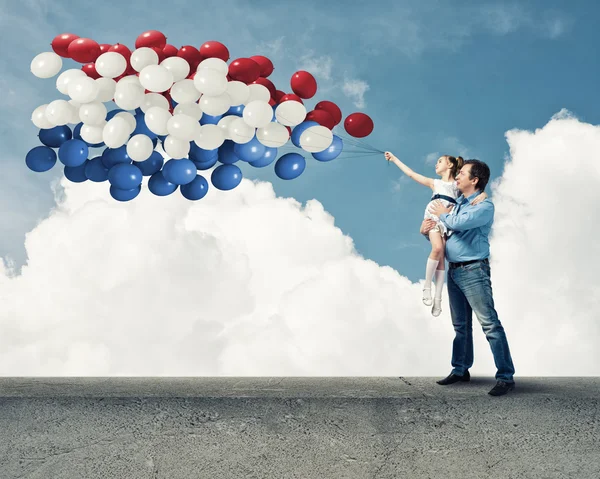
left=1, top=377, right=599, bottom=478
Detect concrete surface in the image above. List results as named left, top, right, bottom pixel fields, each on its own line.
left=0, top=377, right=598, bottom=478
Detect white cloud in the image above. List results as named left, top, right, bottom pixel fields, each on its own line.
left=425, top=137, right=469, bottom=165
left=298, top=52, right=333, bottom=81
left=2, top=112, right=600, bottom=377
left=342, top=79, right=370, bottom=109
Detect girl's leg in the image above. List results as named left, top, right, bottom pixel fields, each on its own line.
left=432, top=236, right=447, bottom=316
left=424, top=228, right=444, bottom=305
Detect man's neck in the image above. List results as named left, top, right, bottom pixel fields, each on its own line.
left=461, top=188, right=479, bottom=198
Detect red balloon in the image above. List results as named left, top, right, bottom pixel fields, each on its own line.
left=250, top=55, right=274, bottom=77
left=274, top=90, right=286, bottom=103
left=152, top=47, right=166, bottom=63
left=268, top=98, right=276, bottom=106
left=108, top=43, right=132, bottom=61
left=279, top=93, right=304, bottom=104
left=252, top=77, right=276, bottom=98
left=291, top=70, right=317, bottom=99
left=163, top=44, right=178, bottom=58
left=305, top=110, right=336, bottom=130
left=315, top=100, right=342, bottom=126
left=228, top=58, right=261, bottom=83
left=177, top=45, right=202, bottom=70
left=67, top=38, right=101, bottom=63
left=344, top=113, right=374, bottom=138
left=199, top=41, right=230, bottom=62
left=135, top=30, right=167, bottom=50
left=81, top=63, right=100, bottom=79
left=99, top=43, right=112, bottom=53
left=188, top=71, right=197, bottom=80
left=51, top=33, right=79, bottom=58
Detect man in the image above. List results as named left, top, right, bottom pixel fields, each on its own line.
left=423, top=160, right=516, bottom=397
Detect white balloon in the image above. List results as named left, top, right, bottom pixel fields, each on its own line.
left=299, top=125, right=333, bottom=152
left=199, top=92, right=231, bottom=116
left=56, top=69, right=86, bottom=95
left=67, top=100, right=81, bottom=124
left=114, top=82, right=145, bottom=110
left=79, top=101, right=107, bottom=125
left=114, top=112, right=136, bottom=134
left=173, top=102, right=202, bottom=121
left=229, top=117, right=255, bottom=144
left=30, top=52, right=62, bottom=79
left=163, top=135, right=190, bottom=159
left=194, top=68, right=228, bottom=96
left=103, top=117, right=131, bottom=148
left=80, top=123, right=105, bottom=144
left=95, top=78, right=116, bottom=102
left=130, top=47, right=159, bottom=72
left=217, top=116, right=237, bottom=140
left=167, top=114, right=199, bottom=141
left=161, top=56, right=190, bottom=82
left=95, top=52, right=127, bottom=78
left=275, top=101, right=307, bottom=127
left=226, top=81, right=250, bottom=106
left=140, top=93, right=170, bottom=113
left=139, top=65, right=174, bottom=93
left=126, top=134, right=154, bottom=161
left=170, top=79, right=201, bottom=104
left=243, top=100, right=274, bottom=128
left=31, top=104, right=54, bottom=129
left=194, top=124, right=225, bottom=150
left=145, top=106, right=172, bottom=135
left=45, top=99, right=73, bottom=126
left=68, top=76, right=99, bottom=103
left=197, top=57, right=228, bottom=75
left=256, top=122, right=290, bottom=148
left=117, top=75, right=141, bottom=87
left=245, top=84, right=270, bottom=104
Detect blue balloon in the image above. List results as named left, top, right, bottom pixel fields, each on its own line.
left=226, top=105, right=244, bottom=117
left=110, top=185, right=141, bottom=202
left=148, top=171, right=178, bottom=196
left=64, top=161, right=89, bottom=183
left=133, top=151, right=164, bottom=176
left=181, top=175, right=209, bottom=200
left=39, top=125, right=72, bottom=148
left=234, top=135, right=266, bottom=162
left=291, top=121, right=319, bottom=148
left=135, top=107, right=143, bottom=115
left=73, top=123, right=104, bottom=148
left=58, top=139, right=88, bottom=167
left=193, top=156, right=218, bottom=170
left=218, top=140, right=240, bottom=164
left=271, top=105, right=277, bottom=121
left=200, top=114, right=222, bottom=125
left=211, top=164, right=242, bottom=191
left=249, top=147, right=278, bottom=168
left=189, top=142, right=218, bottom=163
left=133, top=112, right=158, bottom=139
left=152, top=137, right=158, bottom=149
left=106, top=109, right=125, bottom=121
left=108, top=163, right=143, bottom=190
left=275, top=153, right=306, bottom=180
left=162, top=158, right=196, bottom=185
left=85, top=156, right=109, bottom=182
left=102, top=146, right=131, bottom=169
left=157, top=134, right=167, bottom=143
left=312, top=134, right=343, bottom=162
left=26, top=146, right=57, bottom=172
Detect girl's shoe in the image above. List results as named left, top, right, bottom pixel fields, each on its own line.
left=422, top=288, right=432, bottom=306
left=432, top=298, right=442, bottom=317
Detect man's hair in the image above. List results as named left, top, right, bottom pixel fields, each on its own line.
left=463, top=159, right=490, bottom=192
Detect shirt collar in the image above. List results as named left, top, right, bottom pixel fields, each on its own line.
left=457, top=190, right=482, bottom=204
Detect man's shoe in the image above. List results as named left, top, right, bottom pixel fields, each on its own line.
left=436, top=370, right=470, bottom=385
left=488, top=380, right=515, bottom=396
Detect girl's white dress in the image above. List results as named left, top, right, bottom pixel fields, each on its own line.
left=424, top=179, right=460, bottom=236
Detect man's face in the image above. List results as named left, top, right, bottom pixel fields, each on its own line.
left=455, top=164, right=474, bottom=192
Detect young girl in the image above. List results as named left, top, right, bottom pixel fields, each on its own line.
left=383, top=152, right=487, bottom=317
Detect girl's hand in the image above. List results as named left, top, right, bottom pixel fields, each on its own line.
left=384, top=151, right=396, bottom=162
left=470, top=191, right=488, bottom=205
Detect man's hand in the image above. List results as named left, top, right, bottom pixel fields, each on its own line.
left=420, top=219, right=437, bottom=236
left=428, top=200, right=453, bottom=217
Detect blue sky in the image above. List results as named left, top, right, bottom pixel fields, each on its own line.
left=1, top=0, right=598, bottom=283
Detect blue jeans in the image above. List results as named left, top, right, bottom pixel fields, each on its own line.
left=446, top=260, right=515, bottom=383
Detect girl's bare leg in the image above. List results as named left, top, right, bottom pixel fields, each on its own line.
left=423, top=228, right=444, bottom=305
left=432, top=235, right=447, bottom=317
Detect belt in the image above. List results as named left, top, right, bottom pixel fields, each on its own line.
left=431, top=194, right=457, bottom=204
left=449, top=258, right=489, bottom=269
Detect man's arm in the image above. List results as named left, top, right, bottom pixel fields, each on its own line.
left=439, top=201, right=493, bottom=231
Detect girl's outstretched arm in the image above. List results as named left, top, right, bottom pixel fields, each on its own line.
left=384, top=152, right=434, bottom=188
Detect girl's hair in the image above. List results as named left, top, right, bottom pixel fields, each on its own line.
left=445, top=155, right=464, bottom=180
